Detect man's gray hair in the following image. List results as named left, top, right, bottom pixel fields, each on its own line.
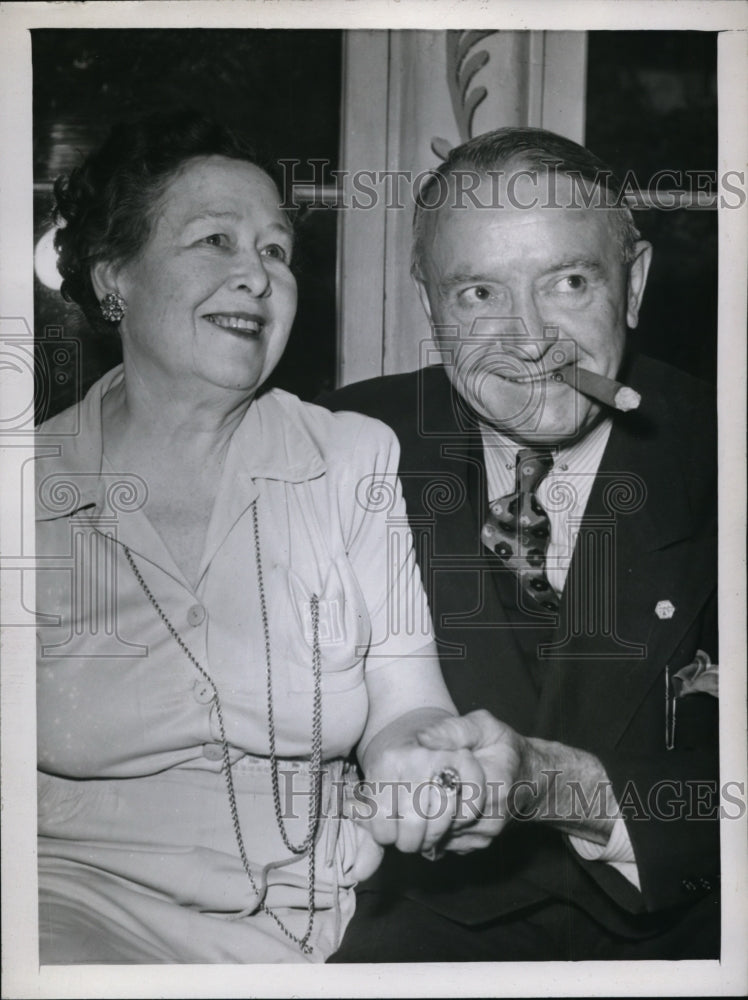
left=412, top=126, right=641, bottom=279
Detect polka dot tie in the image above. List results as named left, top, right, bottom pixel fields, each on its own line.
left=482, top=447, right=559, bottom=612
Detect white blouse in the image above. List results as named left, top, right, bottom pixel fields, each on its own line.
left=34, top=367, right=435, bottom=963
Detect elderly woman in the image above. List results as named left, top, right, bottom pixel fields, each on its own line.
left=35, top=110, right=483, bottom=964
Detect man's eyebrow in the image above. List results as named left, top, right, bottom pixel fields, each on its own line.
left=265, top=220, right=295, bottom=240
left=437, top=271, right=492, bottom=292
left=546, top=257, right=605, bottom=276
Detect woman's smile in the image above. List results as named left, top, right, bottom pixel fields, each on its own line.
left=203, top=312, right=265, bottom=334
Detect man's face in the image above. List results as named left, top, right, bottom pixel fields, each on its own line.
left=415, top=168, right=651, bottom=445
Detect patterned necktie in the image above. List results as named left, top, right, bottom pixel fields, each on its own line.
left=481, top=447, right=559, bottom=612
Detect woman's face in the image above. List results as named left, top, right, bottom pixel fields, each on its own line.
left=110, top=155, right=297, bottom=397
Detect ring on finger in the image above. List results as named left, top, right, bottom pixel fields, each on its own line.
left=431, top=766, right=461, bottom=792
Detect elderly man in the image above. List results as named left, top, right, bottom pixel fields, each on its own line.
left=320, top=127, right=719, bottom=961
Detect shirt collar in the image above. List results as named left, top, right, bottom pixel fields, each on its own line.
left=553, top=416, right=614, bottom=473
left=35, top=367, right=327, bottom=522
left=228, top=388, right=327, bottom=483
left=35, top=367, right=121, bottom=521
left=479, top=416, right=613, bottom=500
left=480, top=415, right=613, bottom=465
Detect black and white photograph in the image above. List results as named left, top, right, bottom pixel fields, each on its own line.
left=1, top=1, right=746, bottom=997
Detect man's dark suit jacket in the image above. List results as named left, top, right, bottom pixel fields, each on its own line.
left=319, top=352, right=719, bottom=951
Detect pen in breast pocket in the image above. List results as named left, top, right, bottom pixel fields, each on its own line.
left=665, top=665, right=676, bottom=750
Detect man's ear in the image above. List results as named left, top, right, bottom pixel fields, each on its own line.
left=413, top=275, right=434, bottom=325
left=626, top=241, right=652, bottom=329
left=90, top=260, right=122, bottom=304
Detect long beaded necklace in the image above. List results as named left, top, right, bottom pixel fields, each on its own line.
left=123, top=499, right=323, bottom=955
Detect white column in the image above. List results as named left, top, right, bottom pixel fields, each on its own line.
left=336, top=30, right=390, bottom=387
left=381, top=31, right=457, bottom=377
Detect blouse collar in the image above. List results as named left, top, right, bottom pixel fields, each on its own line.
left=35, top=366, right=327, bottom=522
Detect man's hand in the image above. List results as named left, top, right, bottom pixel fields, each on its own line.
left=417, top=709, right=617, bottom=853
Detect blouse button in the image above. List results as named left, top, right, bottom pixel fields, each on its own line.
left=202, top=742, right=224, bottom=761
left=193, top=679, right=214, bottom=704
left=187, top=604, right=206, bottom=626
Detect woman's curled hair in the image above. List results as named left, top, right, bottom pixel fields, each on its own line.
left=53, top=109, right=277, bottom=334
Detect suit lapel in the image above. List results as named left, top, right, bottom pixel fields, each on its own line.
left=534, top=382, right=716, bottom=747
left=414, top=371, right=539, bottom=731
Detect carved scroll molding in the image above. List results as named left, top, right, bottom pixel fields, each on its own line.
left=432, top=30, right=498, bottom=158
left=431, top=31, right=586, bottom=161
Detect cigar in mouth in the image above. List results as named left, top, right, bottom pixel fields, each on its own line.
left=550, top=365, right=641, bottom=412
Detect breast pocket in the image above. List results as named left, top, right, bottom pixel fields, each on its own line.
left=285, top=558, right=371, bottom=693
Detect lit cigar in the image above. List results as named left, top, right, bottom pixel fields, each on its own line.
left=551, top=365, right=641, bottom=412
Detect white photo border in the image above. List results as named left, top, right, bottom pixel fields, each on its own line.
left=1, top=2, right=746, bottom=997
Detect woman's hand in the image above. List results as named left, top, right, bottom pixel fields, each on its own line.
left=352, top=709, right=486, bottom=856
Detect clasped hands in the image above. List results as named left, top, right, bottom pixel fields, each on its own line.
left=348, top=709, right=523, bottom=881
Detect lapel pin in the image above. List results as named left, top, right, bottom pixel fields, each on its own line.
left=655, top=600, right=676, bottom=620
